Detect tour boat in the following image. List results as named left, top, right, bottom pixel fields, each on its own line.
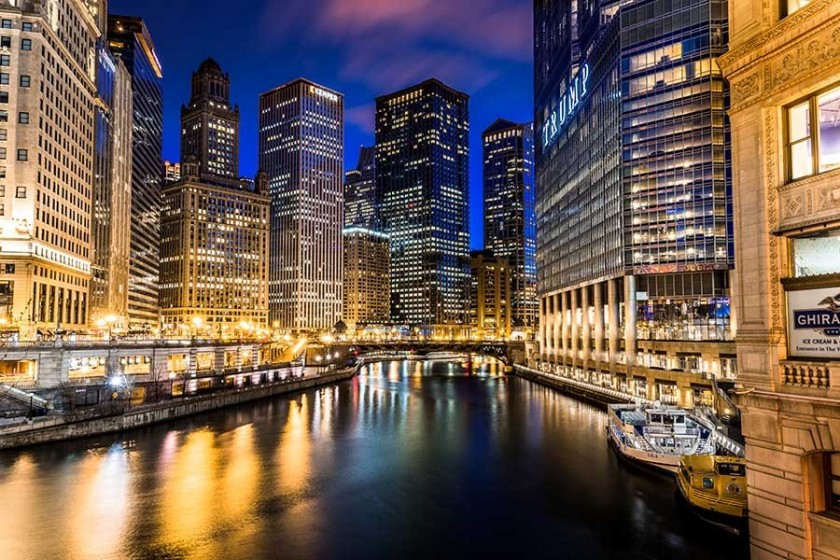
left=676, top=455, right=748, bottom=527
left=607, top=403, right=715, bottom=473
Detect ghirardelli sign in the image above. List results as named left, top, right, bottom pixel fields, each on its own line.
left=788, top=288, right=840, bottom=358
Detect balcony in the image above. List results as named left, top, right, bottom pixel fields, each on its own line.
left=781, top=361, right=832, bottom=389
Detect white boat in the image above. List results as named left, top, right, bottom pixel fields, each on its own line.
left=607, top=403, right=715, bottom=473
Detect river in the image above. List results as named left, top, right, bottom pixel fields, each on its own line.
left=0, top=358, right=748, bottom=559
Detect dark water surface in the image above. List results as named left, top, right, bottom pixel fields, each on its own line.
left=0, top=360, right=748, bottom=559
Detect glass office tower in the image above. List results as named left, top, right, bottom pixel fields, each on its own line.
left=535, top=0, right=733, bottom=405
left=376, top=79, right=470, bottom=330
left=482, top=119, right=537, bottom=333
left=259, top=79, right=344, bottom=331
left=345, top=146, right=377, bottom=230
left=108, top=16, right=164, bottom=330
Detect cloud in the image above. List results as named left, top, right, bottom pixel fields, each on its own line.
left=345, top=103, right=375, bottom=134
left=259, top=0, right=530, bottom=94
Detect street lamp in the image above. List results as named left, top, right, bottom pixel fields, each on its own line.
left=96, top=314, right=117, bottom=342
left=191, top=316, right=204, bottom=340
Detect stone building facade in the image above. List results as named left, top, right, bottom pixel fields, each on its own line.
left=0, top=1, right=101, bottom=338
left=719, top=1, right=840, bottom=557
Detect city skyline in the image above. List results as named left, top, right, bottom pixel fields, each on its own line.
left=108, top=0, right=532, bottom=249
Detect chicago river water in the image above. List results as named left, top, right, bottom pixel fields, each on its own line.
left=0, top=359, right=748, bottom=559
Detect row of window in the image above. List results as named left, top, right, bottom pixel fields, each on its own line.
left=0, top=73, right=30, bottom=86
left=0, top=37, right=31, bottom=51
left=0, top=20, right=34, bottom=32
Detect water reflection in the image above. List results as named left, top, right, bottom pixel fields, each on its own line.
left=0, top=359, right=747, bottom=560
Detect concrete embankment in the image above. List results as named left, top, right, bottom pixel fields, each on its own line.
left=0, top=368, right=356, bottom=450
left=513, top=364, right=640, bottom=409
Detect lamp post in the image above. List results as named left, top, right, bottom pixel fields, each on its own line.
left=320, top=334, right=334, bottom=372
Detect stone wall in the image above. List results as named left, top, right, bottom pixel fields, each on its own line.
left=0, top=369, right=355, bottom=450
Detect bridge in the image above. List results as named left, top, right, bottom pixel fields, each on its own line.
left=331, top=341, right=527, bottom=366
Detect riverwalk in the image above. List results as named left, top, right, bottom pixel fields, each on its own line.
left=0, top=367, right=356, bottom=450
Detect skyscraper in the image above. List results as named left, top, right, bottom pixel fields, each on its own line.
left=343, top=228, right=390, bottom=330
left=376, top=79, right=470, bottom=329
left=160, top=61, right=269, bottom=334
left=259, top=79, right=344, bottom=331
left=482, top=119, right=536, bottom=333
left=159, top=164, right=270, bottom=335
left=343, top=145, right=389, bottom=331
left=181, top=58, right=238, bottom=184
left=535, top=0, right=732, bottom=406
left=107, top=15, right=164, bottom=330
left=0, top=1, right=100, bottom=338
left=90, top=43, right=133, bottom=329
left=469, top=250, right=512, bottom=341
left=344, top=146, right=376, bottom=230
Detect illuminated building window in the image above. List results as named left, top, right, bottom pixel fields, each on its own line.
left=791, top=230, right=840, bottom=278
left=785, top=0, right=811, bottom=16
left=787, top=85, right=840, bottom=181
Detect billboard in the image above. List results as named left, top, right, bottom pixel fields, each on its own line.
left=788, top=287, right=840, bottom=359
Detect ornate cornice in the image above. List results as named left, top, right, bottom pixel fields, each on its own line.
left=727, top=15, right=840, bottom=111
left=720, top=0, right=837, bottom=74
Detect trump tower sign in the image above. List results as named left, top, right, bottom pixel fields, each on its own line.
left=788, top=287, right=840, bottom=359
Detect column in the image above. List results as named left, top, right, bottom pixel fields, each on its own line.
left=538, top=297, right=547, bottom=359
left=624, top=275, right=637, bottom=370
left=560, top=291, right=569, bottom=362
left=552, top=294, right=561, bottom=362
left=581, top=286, right=591, bottom=366
left=570, top=288, right=579, bottom=365
left=608, top=278, right=619, bottom=365
left=594, top=282, right=604, bottom=364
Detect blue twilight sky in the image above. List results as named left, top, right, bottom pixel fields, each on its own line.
left=110, top=0, right=534, bottom=249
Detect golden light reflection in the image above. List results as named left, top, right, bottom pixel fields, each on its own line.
left=221, top=424, right=258, bottom=521
left=277, top=395, right=311, bottom=494
left=159, top=429, right=218, bottom=551
left=67, top=446, right=132, bottom=560
left=0, top=455, right=38, bottom=559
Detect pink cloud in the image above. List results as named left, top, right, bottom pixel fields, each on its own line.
left=259, top=0, right=530, bottom=94
left=345, top=103, right=375, bottom=133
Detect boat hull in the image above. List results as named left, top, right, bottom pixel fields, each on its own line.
left=607, top=424, right=680, bottom=474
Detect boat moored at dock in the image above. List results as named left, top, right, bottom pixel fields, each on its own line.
left=607, top=403, right=715, bottom=473
left=676, top=455, right=748, bottom=524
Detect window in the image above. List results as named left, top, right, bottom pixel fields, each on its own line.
left=19, top=75, right=29, bottom=87
left=786, top=0, right=812, bottom=17
left=0, top=110, right=7, bottom=122
left=0, top=185, right=4, bottom=196
left=18, top=112, right=28, bottom=124
left=4, top=264, right=13, bottom=274
left=16, top=149, right=26, bottom=161
left=0, top=73, right=7, bottom=85
left=0, top=20, right=10, bottom=30
left=0, top=204, right=5, bottom=217
left=0, top=147, right=6, bottom=160
left=0, top=55, right=9, bottom=67
left=21, top=22, right=33, bottom=32
left=15, top=186, right=25, bottom=198
left=0, top=129, right=6, bottom=141
left=787, top=85, right=840, bottom=180
left=792, top=230, right=840, bottom=277
left=0, top=37, right=9, bottom=49
left=0, top=92, right=7, bottom=104
left=20, top=39, right=31, bottom=51
left=823, top=453, right=840, bottom=513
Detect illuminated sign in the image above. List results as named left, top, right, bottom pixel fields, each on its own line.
left=542, top=63, right=590, bottom=148
left=788, top=287, right=840, bottom=358
left=309, top=85, right=339, bottom=102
